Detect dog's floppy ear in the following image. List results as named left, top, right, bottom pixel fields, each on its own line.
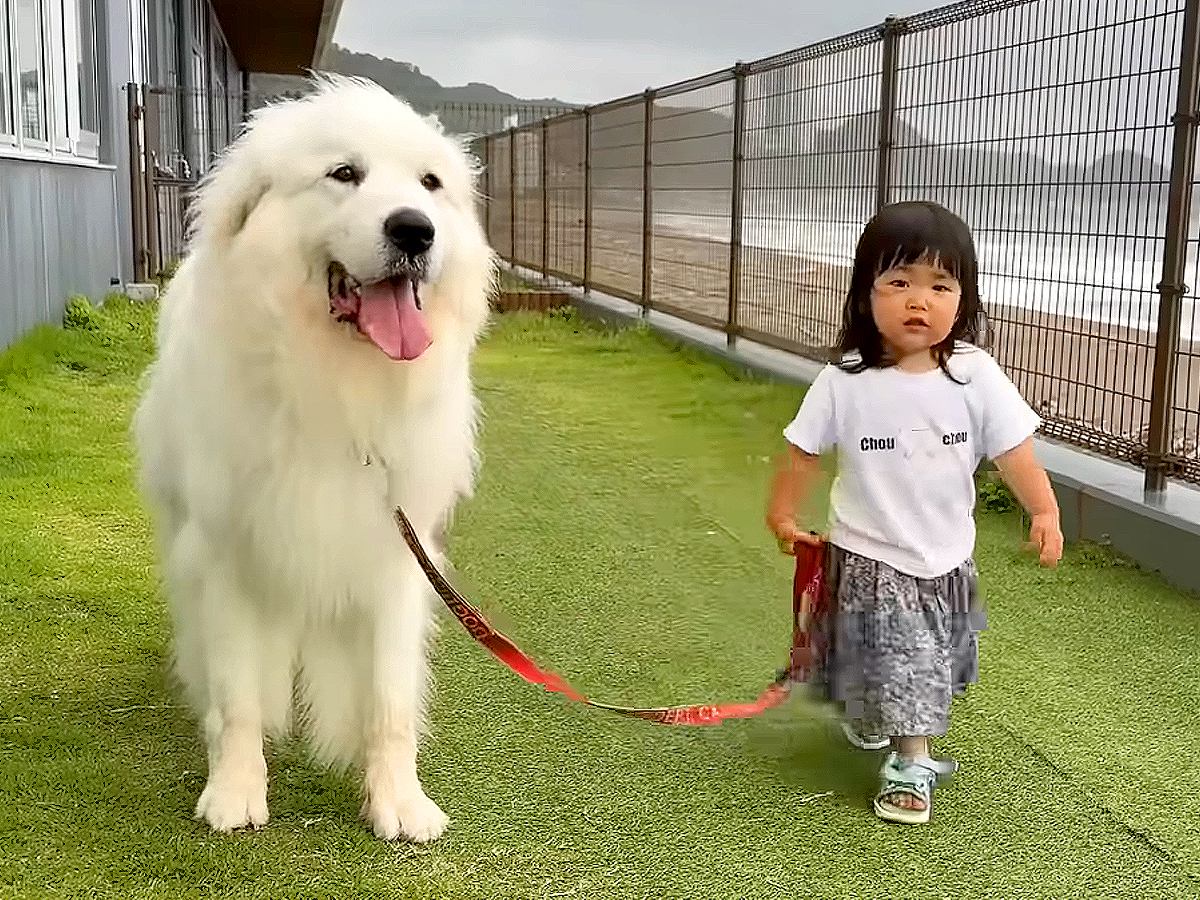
left=187, top=147, right=269, bottom=245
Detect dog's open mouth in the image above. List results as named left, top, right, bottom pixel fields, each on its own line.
left=328, top=262, right=432, bottom=361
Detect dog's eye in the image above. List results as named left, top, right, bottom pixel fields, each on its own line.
left=420, top=173, right=442, bottom=192
left=328, top=164, right=362, bottom=185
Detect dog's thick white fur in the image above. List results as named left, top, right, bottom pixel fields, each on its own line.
left=132, top=75, right=495, bottom=842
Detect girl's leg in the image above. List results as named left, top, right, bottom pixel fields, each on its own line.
left=894, top=736, right=928, bottom=756
left=857, top=560, right=975, bottom=824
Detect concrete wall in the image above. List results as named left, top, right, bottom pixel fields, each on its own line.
left=0, top=0, right=139, bottom=352
left=0, top=159, right=122, bottom=348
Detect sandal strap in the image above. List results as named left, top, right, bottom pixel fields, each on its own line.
left=877, top=752, right=956, bottom=802
left=909, top=755, right=958, bottom=779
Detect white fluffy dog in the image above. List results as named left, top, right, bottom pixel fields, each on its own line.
left=132, top=75, right=495, bottom=842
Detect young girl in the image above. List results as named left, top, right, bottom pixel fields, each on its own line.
left=766, top=200, right=1063, bottom=825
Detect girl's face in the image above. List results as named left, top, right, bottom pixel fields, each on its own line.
left=870, top=258, right=962, bottom=365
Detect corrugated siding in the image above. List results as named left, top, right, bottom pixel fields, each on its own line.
left=0, top=159, right=120, bottom=350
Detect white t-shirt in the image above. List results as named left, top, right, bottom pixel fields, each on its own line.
left=783, top=345, right=1041, bottom=578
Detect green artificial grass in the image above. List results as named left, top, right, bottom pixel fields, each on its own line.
left=1, top=299, right=1198, bottom=898
left=496, top=269, right=539, bottom=293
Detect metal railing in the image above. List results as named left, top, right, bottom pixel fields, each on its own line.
left=476, top=0, right=1200, bottom=495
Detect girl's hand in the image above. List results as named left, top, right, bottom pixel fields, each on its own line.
left=765, top=444, right=825, bottom=555
left=1026, top=512, right=1063, bottom=567
left=994, top=439, right=1064, bottom=569
left=767, top=515, right=824, bottom=555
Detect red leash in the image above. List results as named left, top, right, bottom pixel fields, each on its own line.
left=394, top=507, right=825, bottom=725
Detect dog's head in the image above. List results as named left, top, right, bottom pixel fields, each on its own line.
left=189, top=74, right=494, bottom=362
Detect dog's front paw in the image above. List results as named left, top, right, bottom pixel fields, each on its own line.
left=362, top=787, right=448, bottom=843
left=195, top=767, right=269, bottom=833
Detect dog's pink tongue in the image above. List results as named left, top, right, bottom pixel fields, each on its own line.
left=356, top=279, right=431, bottom=361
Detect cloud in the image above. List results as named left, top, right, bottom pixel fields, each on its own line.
left=331, top=0, right=929, bottom=102
left=339, top=32, right=729, bottom=103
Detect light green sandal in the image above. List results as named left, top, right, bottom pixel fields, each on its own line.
left=873, top=751, right=958, bottom=825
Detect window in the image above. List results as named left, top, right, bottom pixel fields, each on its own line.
left=75, top=0, right=98, bottom=137
left=208, top=16, right=226, bottom=154
left=150, top=0, right=179, bottom=88
left=64, top=0, right=99, bottom=154
left=1, top=0, right=102, bottom=158
left=0, top=4, right=12, bottom=140
left=14, top=0, right=46, bottom=144
left=45, top=0, right=69, bottom=150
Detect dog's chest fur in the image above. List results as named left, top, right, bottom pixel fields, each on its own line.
left=203, top=333, right=477, bottom=608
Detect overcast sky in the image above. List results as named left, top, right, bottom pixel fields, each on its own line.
left=332, top=0, right=936, bottom=103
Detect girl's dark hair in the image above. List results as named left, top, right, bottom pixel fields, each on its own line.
left=833, top=200, right=989, bottom=381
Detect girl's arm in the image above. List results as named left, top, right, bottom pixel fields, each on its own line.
left=993, top=437, right=1063, bottom=567
left=765, top=443, right=825, bottom=554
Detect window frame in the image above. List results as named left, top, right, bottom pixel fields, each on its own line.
left=0, top=0, right=104, bottom=162
left=0, top=0, right=13, bottom=143
left=13, top=0, right=50, bottom=149
left=63, top=0, right=100, bottom=157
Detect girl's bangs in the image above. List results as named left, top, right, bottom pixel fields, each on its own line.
left=862, top=206, right=974, bottom=282
left=874, top=243, right=963, bottom=282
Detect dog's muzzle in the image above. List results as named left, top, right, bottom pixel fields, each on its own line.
left=328, top=262, right=431, bottom=362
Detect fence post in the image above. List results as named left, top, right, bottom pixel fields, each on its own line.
left=486, top=135, right=494, bottom=243
left=126, top=83, right=147, bottom=283
left=726, top=63, right=749, bottom=348
left=482, top=136, right=491, bottom=246
left=875, top=16, right=904, bottom=212
left=583, top=107, right=593, bottom=292
left=541, top=117, right=550, bottom=278
left=141, top=88, right=162, bottom=279
left=1145, top=0, right=1200, bottom=499
left=508, top=126, right=517, bottom=264
left=641, top=88, right=656, bottom=316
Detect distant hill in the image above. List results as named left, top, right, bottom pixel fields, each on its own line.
left=247, top=45, right=578, bottom=136
left=323, top=45, right=574, bottom=107
left=250, top=44, right=576, bottom=111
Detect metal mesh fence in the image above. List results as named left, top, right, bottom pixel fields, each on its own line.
left=589, top=98, right=646, bottom=302
left=545, top=114, right=587, bottom=282
left=513, top=128, right=544, bottom=269
left=429, top=102, right=577, bottom=137
left=650, top=75, right=736, bottom=328
left=739, top=34, right=882, bottom=354
left=487, top=132, right=514, bottom=258
left=479, top=0, right=1200, bottom=490
left=1178, top=4, right=1200, bottom=475
left=135, top=85, right=253, bottom=279
left=890, top=0, right=1187, bottom=471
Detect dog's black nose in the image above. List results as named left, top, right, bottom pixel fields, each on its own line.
left=383, top=208, right=435, bottom=257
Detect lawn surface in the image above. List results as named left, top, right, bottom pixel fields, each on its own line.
left=2, top=299, right=1198, bottom=899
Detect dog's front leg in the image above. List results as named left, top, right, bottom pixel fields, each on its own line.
left=192, top=564, right=270, bottom=832
left=360, top=553, right=448, bottom=843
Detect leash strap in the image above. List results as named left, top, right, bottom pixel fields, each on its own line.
left=394, top=507, right=825, bottom=726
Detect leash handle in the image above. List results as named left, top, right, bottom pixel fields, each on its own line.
left=395, top=506, right=825, bottom=726
left=789, top=538, right=826, bottom=682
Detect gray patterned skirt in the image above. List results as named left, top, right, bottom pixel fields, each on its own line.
left=802, top=543, right=987, bottom=737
